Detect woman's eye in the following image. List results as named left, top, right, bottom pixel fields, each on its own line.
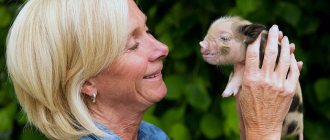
left=128, top=42, right=139, bottom=51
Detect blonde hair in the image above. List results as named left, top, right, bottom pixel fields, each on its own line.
left=6, top=0, right=128, bottom=139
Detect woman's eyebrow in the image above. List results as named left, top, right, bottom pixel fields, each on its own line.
left=128, top=22, right=139, bottom=39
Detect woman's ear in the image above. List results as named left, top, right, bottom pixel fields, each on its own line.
left=81, top=79, right=97, bottom=97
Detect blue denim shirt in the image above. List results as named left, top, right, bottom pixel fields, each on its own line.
left=80, top=121, right=170, bottom=140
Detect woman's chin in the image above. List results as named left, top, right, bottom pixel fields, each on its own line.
left=148, top=82, right=167, bottom=103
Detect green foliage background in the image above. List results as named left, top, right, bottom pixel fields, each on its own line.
left=0, top=0, right=329, bottom=139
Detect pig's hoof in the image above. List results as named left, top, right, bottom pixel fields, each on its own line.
left=222, top=87, right=239, bottom=97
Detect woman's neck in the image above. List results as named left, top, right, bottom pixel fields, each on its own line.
left=89, top=103, right=146, bottom=140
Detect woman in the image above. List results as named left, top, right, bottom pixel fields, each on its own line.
left=6, top=0, right=301, bottom=139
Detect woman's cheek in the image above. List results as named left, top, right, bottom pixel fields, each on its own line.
left=121, top=54, right=148, bottom=79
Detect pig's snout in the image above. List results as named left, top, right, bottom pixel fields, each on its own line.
left=199, top=40, right=210, bottom=55
left=199, top=40, right=208, bottom=48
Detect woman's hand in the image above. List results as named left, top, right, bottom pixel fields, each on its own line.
left=236, top=25, right=302, bottom=140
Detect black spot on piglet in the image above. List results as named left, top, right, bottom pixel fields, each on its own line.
left=287, top=121, right=298, bottom=135
left=289, top=94, right=300, bottom=112
left=297, top=104, right=303, bottom=113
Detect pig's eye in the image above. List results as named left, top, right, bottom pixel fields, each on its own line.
left=220, top=36, right=231, bottom=41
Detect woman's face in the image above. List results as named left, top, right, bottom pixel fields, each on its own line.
left=91, top=0, right=168, bottom=109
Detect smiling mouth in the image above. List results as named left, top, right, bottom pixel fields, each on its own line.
left=143, top=72, right=161, bottom=79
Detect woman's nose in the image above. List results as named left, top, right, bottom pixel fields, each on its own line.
left=147, top=34, right=169, bottom=61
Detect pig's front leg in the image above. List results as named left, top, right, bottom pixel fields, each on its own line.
left=222, top=63, right=245, bottom=97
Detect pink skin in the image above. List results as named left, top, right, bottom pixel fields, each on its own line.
left=200, top=17, right=303, bottom=139
left=81, top=0, right=168, bottom=139
left=199, top=20, right=302, bottom=97
left=199, top=20, right=246, bottom=65
left=237, top=25, right=301, bottom=140
left=199, top=20, right=247, bottom=97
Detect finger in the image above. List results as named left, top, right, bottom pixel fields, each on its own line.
left=297, top=61, right=303, bottom=72
left=285, top=54, right=300, bottom=92
left=277, top=31, right=284, bottom=48
left=290, top=43, right=295, bottom=54
left=276, top=36, right=290, bottom=79
left=262, top=25, right=279, bottom=74
left=245, top=33, right=262, bottom=74
left=278, top=31, right=283, bottom=42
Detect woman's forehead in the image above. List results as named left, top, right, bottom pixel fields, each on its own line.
left=127, top=0, right=147, bottom=36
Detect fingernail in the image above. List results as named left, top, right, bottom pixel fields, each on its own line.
left=272, top=24, right=279, bottom=31
left=285, top=36, right=289, bottom=42
left=284, top=36, right=288, bottom=40
left=290, top=43, right=296, bottom=54
left=298, top=61, right=303, bottom=71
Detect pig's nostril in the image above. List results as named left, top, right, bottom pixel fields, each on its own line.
left=201, top=47, right=210, bottom=55
left=199, top=41, right=212, bottom=55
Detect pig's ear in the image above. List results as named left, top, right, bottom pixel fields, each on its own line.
left=239, top=24, right=266, bottom=45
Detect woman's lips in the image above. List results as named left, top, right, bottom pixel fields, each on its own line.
left=143, top=66, right=163, bottom=80
left=143, top=64, right=163, bottom=80
left=143, top=72, right=161, bottom=79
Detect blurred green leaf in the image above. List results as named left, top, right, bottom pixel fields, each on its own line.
left=236, top=0, right=259, bottom=15
left=1, top=0, right=330, bottom=139
left=324, top=108, right=330, bottom=120
left=158, top=33, right=174, bottom=51
left=19, top=128, right=46, bottom=140
left=0, top=6, right=11, bottom=28
left=164, top=75, right=187, bottom=100
left=161, top=105, right=185, bottom=132
left=0, top=102, right=17, bottom=131
left=314, top=78, right=330, bottom=102
left=173, top=61, right=187, bottom=73
left=168, top=123, right=191, bottom=140
left=165, top=2, right=182, bottom=27
left=305, top=119, right=330, bottom=140
left=16, top=110, right=28, bottom=125
left=277, top=2, right=302, bottom=26
left=171, top=45, right=194, bottom=60
left=297, top=16, right=320, bottom=36
left=0, top=88, right=6, bottom=104
left=154, top=2, right=182, bottom=36
left=155, top=21, right=169, bottom=36
left=220, top=98, right=239, bottom=136
left=200, top=113, right=222, bottom=139
left=147, top=5, right=157, bottom=20
left=227, top=7, right=241, bottom=16
left=184, top=80, right=211, bottom=111
left=319, top=35, right=330, bottom=49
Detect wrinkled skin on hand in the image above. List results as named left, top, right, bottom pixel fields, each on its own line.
left=236, top=25, right=301, bottom=140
